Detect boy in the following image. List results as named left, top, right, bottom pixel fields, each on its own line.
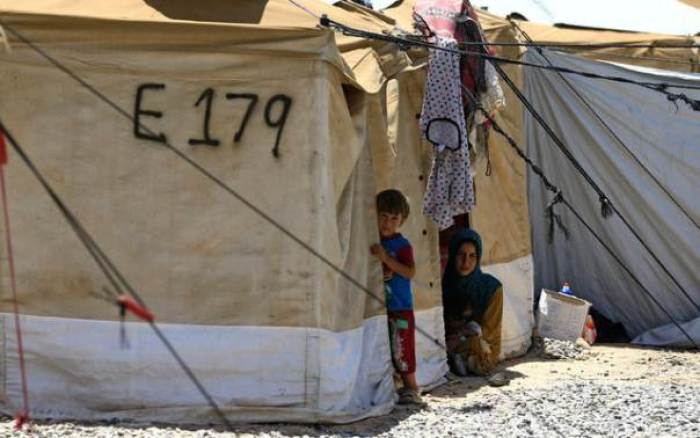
left=370, top=189, right=421, bottom=404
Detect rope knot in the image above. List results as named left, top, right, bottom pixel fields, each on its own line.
left=599, top=196, right=614, bottom=218
left=546, top=190, right=569, bottom=243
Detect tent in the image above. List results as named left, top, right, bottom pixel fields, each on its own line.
left=0, top=0, right=450, bottom=425
left=385, top=1, right=699, bottom=346
left=525, top=51, right=700, bottom=346
left=0, top=0, right=696, bottom=427
left=471, top=0, right=700, bottom=36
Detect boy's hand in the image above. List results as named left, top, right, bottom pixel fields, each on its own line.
left=369, top=243, right=387, bottom=262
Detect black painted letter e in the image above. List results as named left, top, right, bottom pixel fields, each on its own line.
left=134, top=83, right=167, bottom=143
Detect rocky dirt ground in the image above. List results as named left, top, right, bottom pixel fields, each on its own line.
left=2, top=341, right=699, bottom=437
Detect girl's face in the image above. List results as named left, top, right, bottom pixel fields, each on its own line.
left=456, top=241, right=478, bottom=276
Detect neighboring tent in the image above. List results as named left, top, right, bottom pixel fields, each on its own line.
left=384, top=0, right=698, bottom=345
left=487, top=20, right=699, bottom=344
left=0, top=0, right=697, bottom=427
left=525, top=51, right=700, bottom=344
left=471, top=0, right=700, bottom=36
left=381, top=5, right=537, bottom=361
left=0, top=0, right=447, bottom=425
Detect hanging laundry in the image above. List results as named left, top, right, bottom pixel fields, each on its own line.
left=419, top=38, right=466, bottom=152
left=414, top=1, right=506, bottom=228
left=416, top=1, right=505, bottom=194
left=458, top=4, right=505, bottom=121
left=422, top=138, right=475, bottom=230
left=455, top=7, right=486, bottom=98
left=414, top=0, right=462, bottom=39
left=414, top=1, right=476, bottom=229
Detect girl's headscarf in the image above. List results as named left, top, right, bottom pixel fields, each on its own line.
left=442, top=229, right=502, bottom=322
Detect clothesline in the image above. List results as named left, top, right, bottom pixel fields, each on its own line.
left=320, top=16, right=700, bottom=111
left=324, top=8, right=700, bottom=331
left=455, top=41, right=699, bottom=49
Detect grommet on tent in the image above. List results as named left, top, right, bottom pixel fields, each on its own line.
left=599, top=196, right=613, bottom=218
left=545, top=190, right=569, bottom=243
left=319, top=14, right=330, bottom=28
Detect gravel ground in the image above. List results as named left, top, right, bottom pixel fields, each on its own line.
left=535, top=337, right=591, bottom=360
left=2, top=343, right=698, bottom=437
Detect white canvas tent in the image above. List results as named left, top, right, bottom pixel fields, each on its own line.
left=525, top=50, right=700, bottom=346
left=0, top=0, right=696, bottom=427
left=0, top=0, right=451, bottom=425
left=384, top=0, right=699, bottom=347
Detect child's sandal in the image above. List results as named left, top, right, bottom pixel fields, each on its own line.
left=398, top=388, right=423, bottom=405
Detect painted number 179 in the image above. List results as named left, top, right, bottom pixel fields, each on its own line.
left=133, top=83, right=293, bottom=157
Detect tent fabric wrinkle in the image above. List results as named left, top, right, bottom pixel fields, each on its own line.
left=420, top=37, right=475, bottom=230
left=0, top=0, right=450, bottom=424
left=385, top=0, right=535, bottom=360
left=525, top=50, right=700, bottom=341
left=4, top=0, right=697, bottom=427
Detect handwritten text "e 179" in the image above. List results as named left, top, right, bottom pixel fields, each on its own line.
left=133, top=83, right=293, bottom=157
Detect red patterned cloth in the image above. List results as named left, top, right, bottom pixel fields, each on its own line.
left=414, top=0, right=462, bottom=39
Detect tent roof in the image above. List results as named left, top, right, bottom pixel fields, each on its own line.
left=0, top=0, right=393, bottom=44
left=383, top=0, right=698, bottom=72
left=0, top=0, right=411, bottom=91
left=471, top=0, right=700, bottom=36
left=514, top=20, right=699, bottom=72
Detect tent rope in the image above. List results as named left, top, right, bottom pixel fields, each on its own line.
left=0, top=120, right=236, bottom=432
left=0, top=129, right=30, bottom=430
left=0, top=19, right=450, bottom=349
left=460, top=91, right=699, bottom=350
left=286, top=0, right=321, bottom=19
left=319, top=17, right=700, bottom=98
left=490, top=60, right=700, bottom=314
left=490, top=61, right=615, bottom=218
left=508, top=19, right=700, bottom=231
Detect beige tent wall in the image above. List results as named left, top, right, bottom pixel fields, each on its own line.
left=0, top=14, right=375, bottom=330
left=383, top=0, right=699, bottom=357
left=384, top=0, right=699, bottom=262
left=384, top=3, right=535, bottom=358
left=0, top=1, right=445, bottom=424
left=382, top=70, right=448, bottom=384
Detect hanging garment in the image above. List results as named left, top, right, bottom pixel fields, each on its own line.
left=414, top=0, right=463, bottom=39
left=419, top=36, right=475, bottom=229
left=422, top=146, right=475, bottom=229
left=455, top=3, right=506, bottom=117
left=419, top=37, right=467, bottom=152
left=476, top=60, right=506, bottom=124
left=420, top=37, right=474, bottom=230
left=456, top=15, right=487, bottom=97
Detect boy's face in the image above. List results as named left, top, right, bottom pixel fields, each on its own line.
left=378, top=211, right=404, bottom=238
